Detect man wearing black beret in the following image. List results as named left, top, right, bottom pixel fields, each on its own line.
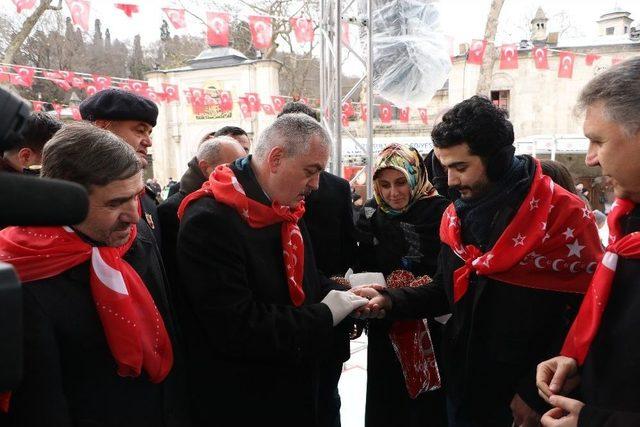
left=79, top=88, right=162, bottom=246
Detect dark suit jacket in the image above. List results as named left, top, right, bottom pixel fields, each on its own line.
left=6, top=220, right=189, bottom=427
left=577, top=205, right=640, bottom=426
left=177, top=156, right=339, bottom=426
left=141, top=186, right=161, bottom=246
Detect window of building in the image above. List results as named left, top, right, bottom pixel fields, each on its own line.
left=606, top=27, right=615, bottom=35
left=491, top=90, right=510, bottom=115
left=624, top=26, right=628, bottom=34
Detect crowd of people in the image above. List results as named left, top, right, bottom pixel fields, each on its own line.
left=0, top=56, right=639, bottom=427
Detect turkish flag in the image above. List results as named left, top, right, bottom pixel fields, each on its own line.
left=203, top=93, right=218, bottom=107
left=290, top=17, right=314, bottom=43
left=12, top=66, right=35, bottom=87
left=467, top=39, right=487, bottom=65
left=249, top=16, right=272, bottom=50
left=53, top=79, right=72, bottom=91
left=92, top=74, right=112, bottom=90
left=271, top=95, right=286, bottom=112
left=418, top=108, right=428, bottom=125
left=43, top=71, right=63, bottom=80
left=499, top=44, right=519, bottom=69
left=300, top=97, right=309, bottom=105
left=31, top=101, right=44, bottom=112
left=52, top=103, right=62, bottom=118
left=532, top=47, right=549, bottom=69
left=219, top=91, right=233, bottom=112
left=59, top=70, right=75, bottom=82
left=261, top=104, right=275, bottom=115
left=341, top=112, right=349, bottom=127
left=85, top=84, right=98, bottom=95
left=189, top=88, right=204, bottom=102
left=379, top=103, right=392, bottom=123
left=130, top=80, right=148, bottom=94
left=399, top=107, right=410, bottom=123
left=65, top=0, right=91, bottom=32
left=238, top=98, right=252, bottom=119
left=162, top=8, right=186, bottom=29
left=342, top=101, right=354, bottom=118
left=341, top=21, right=350, bottom=47
left=558, top=51, right=575, bottom=79
left=70, top=75, right=86, bottom=89
left=114, top=3, right=138, bottom=18
left=162, top=83, right=179, bottom=102
left=70, top=106, right=82, bottom=120
left=585, top=54, right=600, bottom=66
left=207, top=12, right=230, bottom=47
left=245, top=92, right=261, bottom=112
left=118, top=80, right=133, bottom=91
left=144, top=89, right=164, bottom=104
left=361, top=103, right=368, bottom=121
left=0, top=66, right=10, bottom=82
left=12, top=0, right=36, bottom=13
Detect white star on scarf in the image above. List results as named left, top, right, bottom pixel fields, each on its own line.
left=529, top=198, right=540, bottom=211
left=566, top=239, right=585, bottom=258
left=562, top=227, right=574, bottom=240
left=512, top=233, right=526, bottom=247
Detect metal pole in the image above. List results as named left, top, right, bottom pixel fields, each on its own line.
left=333, top=0, right=343, bottom=177
left=366, top=0, right=374, bottom=198
left=320, top=0, right=326, bottom=139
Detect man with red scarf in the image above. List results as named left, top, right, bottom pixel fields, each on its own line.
left=0, top=123, right=188, bottom=426
left=176, top=113, right=367, bottom=426
left=536, top=58, right=640, bottom=427
left=353, top=96, right=603, bottom=426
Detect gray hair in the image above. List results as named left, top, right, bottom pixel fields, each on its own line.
left=42, top=122, right=141, bottom=192
left=196, top=136, right=239, bottom=165
left=577, top=57, right=640, bottom=136
left=253, top=113, right=331, bottom=160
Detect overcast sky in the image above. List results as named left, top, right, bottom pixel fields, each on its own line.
left=4, top=0, right=638, bottom=47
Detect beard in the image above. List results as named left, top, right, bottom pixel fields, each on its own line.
left=452, top=178, right=494, bottom=201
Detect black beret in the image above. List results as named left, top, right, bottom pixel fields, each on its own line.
left=79, top=88, right=158, bottom=127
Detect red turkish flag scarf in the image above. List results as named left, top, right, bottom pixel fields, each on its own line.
left=440, top=159, right=603, bottom=303
left=178, top=165, right=307, bottom=306
left=207, top=12, right=230, bottom=47
left=0, top=223, right=173, bottom=411
left=561, top=198, right=640, bottom=364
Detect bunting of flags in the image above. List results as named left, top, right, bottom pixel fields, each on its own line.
left=466, top=39, right=624, bottom=77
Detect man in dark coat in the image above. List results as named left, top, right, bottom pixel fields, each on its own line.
left=353, top=96, right=603, bottom=427
left=0, top=123, right=188, bottom=427
left=158, top=136, right=245, bottom=291
left=1, top=111, right=61, bottom=174
left=176, top=113, right=367, bottom=426
left=80, top=88, right=162, bottom=245
left=537, top=57, right=640, bottom=427
left=278, top=101, right=358, bottom=427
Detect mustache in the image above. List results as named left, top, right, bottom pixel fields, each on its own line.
left=112, top=222, right=132, bottom=232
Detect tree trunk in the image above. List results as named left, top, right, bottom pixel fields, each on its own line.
left=475, top=0, right=506, bottom=96
left=2, top=0, right=61, bottom=64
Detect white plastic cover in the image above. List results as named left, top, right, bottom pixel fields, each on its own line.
left=363, top=0, right=451, bottom=108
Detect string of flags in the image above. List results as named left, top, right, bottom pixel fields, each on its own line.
left=466, top=39, right=625, bottom=78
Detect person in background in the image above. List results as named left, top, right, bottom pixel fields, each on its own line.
left=540, top=159, right=580, bottom=196
left=158, top=136, right=245, bottom=295
left=356, top=143, right=449, bottom=427
left=80, top=88, right=162, bottom=245
left=213, top=126, right=251, bottom=154
left=1, top=112, right=61, bottom=174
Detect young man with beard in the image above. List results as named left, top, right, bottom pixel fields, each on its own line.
left=0, top=123, right=188, bottom=426
left=176, top=113, right=368, bottom=426
left=536, top=57, right=640, bottom=427
left=79, top=88, right=162, bottom=245
left=353, top=96, right=603, bottom=426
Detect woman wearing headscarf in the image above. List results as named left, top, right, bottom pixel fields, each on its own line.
left=356, top=143, right=449, bottom=427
